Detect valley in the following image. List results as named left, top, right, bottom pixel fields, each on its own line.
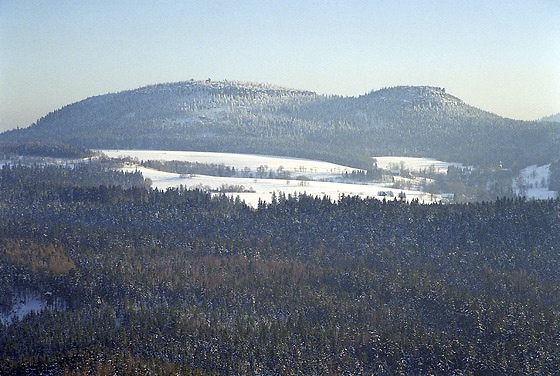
left=2, top=0, right=559, bottom=372
left=103, top=149, right=449, bottom=205
left=0, top=80, right=559, bottom=374
left=1, top=147, right=555, bottom=206
left=103, top=149, right=557, bottom=204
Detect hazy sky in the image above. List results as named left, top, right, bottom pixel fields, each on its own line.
left=1, top=0, right=559, bottom=131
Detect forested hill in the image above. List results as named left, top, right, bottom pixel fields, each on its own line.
left=1, top=80, right=558, bottom=168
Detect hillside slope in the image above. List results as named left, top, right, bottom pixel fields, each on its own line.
left=541, top=113, right=560, bottom=122
left=2, top=80, right=558, bottom=168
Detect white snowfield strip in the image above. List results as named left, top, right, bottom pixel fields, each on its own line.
left=373, top=156, right=466, bottom=174
left=125, top=166, right=441, bottom=207
left=513, top=164, right=557, bottom=200
left=100, top=149, right=361, bottom=180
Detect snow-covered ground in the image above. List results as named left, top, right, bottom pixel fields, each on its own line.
left=124, top=165, right=440, bottom=207
left=103, top=150, right=456, bottom=206
left=513, top=164, right=557, bottom=200
left=373, top=156, right=467, bottom=174
left=101, top=150, right=449, bottom=205
left=10, top=150, right=557, bottom=204
left=0, top=155, right=91, bottom=168
left=0, top=294, right=53, bottom=325
left=100, top=149, right=361, bottom=181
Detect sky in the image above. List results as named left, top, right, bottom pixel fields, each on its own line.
left=1, top=0, right=559, bottom=131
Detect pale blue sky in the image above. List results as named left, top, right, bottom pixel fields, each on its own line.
left=1, top=0, right=559, bottom=131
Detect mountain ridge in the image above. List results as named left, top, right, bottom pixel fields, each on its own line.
left=2, top=80, right=558, bottom=169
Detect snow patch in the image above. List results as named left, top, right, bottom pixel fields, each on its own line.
left=124, top=166, right=441, bottom=207
left=0, top=293, right=62, bottom=325
left=100, top=149, right=361, bottom=181
left=513, top=164, right=557, bottom=200
left=373, top=156, right=467, bottom=174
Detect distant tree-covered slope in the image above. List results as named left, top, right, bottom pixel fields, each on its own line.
left=540, top=112, right=560, bottom=122
left=1, top=80, right=558, bottom=168
left=0, top=140, right=93, bottom=158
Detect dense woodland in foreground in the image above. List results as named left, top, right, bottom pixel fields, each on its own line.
left=1, top=164, right=559, bottom=374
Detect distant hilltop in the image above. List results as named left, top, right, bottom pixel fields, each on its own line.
left=1, top=80, right=558, bottom=169
left=128, top=79, right=317, bottom=96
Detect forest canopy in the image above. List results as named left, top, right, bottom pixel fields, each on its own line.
left=0, top=164, right=559, bottom=374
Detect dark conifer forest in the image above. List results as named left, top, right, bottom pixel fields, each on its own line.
left=0, top=164, right=559, bottom=374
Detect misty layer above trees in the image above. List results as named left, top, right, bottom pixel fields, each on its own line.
left=1, top=80, right=558, bottom=169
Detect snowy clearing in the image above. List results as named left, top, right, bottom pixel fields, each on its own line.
left=125, top=165, right=441, bottom=207
left=0, top=294, right=54, bottom=325
left=373, top=156, right=467, bottom=174
left=100, top=149, right=361, bottom=181
left=104, top=150, right=451, bottom=206
left=513, top=164, right=557, bottom=200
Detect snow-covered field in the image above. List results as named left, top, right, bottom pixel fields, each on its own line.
left=102, top=150, right=445, bottom=206
left=122, top=165, right=440, bottom=207
left=101, top=149, right=360, bottom=181
left=102, top=150, right=469, bottom=177
left=373, top=156, right=467, bottom=174
left=513, top=164, right=557, bottom=200
left=5, top=150, right=557, bottom=204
